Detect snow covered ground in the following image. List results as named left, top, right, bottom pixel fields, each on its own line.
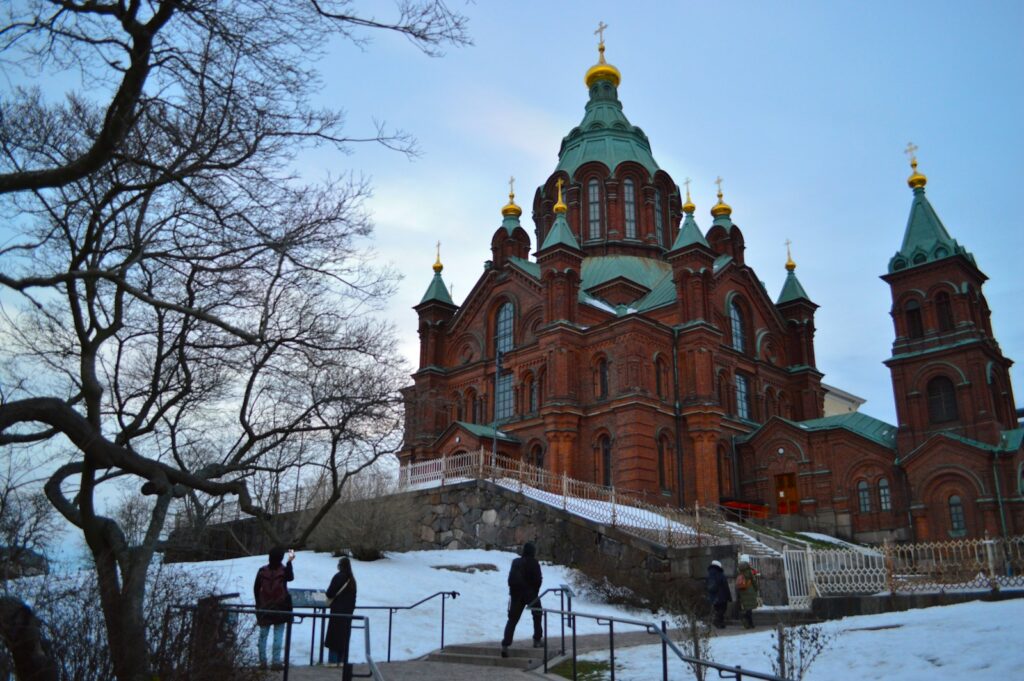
left=177, top=548, right=1024, bottom=679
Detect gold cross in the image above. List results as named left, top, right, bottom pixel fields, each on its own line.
left=595, top=21, right=608, bottom=45
left=436, top=240, right=441, bottom=259
left=785, top=238, right=792, bottom=258
left=905, top=142, right=918, bottom=163
left=556, top=177, right=564, bottom=196
left=683, top=177, right=692, bottom=195
left=714, top=176, right=724, bottom=195
left=508, top=175, right=515, bottom=197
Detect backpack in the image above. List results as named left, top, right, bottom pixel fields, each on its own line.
left=258, top=565, right=288, bottom=607
left=736, top=572, right=749, bottom=590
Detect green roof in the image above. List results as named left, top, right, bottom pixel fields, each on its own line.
left=777, top=269, right=812, bottom=304
left=738, top=412, right=898, bottom=450
left=508, top=256, right=540, bottom=278
left=898, top=427, right=1024, bottom=464
left=671, top=212, right=709, bottom=250
left=419, top=271, right=454, bottom=305
left=540, top=212, right=581, bottom=251
left=455, top=421, right=519, bottom=443
left=888, top=186, right=975, bottom=273
left=554, top=79, right=659, bottom=179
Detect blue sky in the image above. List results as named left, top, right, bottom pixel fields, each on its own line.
left=308, top=1, right=1024, bottom=424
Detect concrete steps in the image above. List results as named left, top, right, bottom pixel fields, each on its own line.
left=425, top=643, right=551, bottom=670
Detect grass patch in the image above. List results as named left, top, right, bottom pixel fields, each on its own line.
left=549, top=658, right=614, bottom=680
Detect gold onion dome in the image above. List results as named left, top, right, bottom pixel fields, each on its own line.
left=501, top=191, right=522, bottom=217
left=710, top=189, right=732, bottom=218
left=432, top=243, right=443, bottom=274
left=553, top=178, right=568, bottom=214
left=585, top=24, right=621, bottom=88
left=682, top=184, right=696, bottom=214
left=905, top=142, right=927, bottom=189
left=785, top=242, right=797, bottom=272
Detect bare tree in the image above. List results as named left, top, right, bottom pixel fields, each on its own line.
left=0, top=2, right=470, bottom=679
left=0, top=453, right=59, bottom=582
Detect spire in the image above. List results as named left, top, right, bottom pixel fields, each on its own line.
left=887, top=145, right=974, bottom=273
left=671, top=178, right=709, bottom=249
left=584, top=21, right=621, bottom=88
left=777, top=240, right=811, bottom=304
left=501, top=176, right=523, bottom=232
left=420, top=242, right=455, bottom=305
left=541, top=178, right=581, bottom=251
left=710, top=176, right=733, bottom=226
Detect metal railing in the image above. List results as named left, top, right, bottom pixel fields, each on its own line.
left=530, top=605, right=792, bottom=681
left=531, top=585, right=575, bottom=655
left=168, top=601, right=383, bottom=681
left=354, top=590, right=460, bottom=662
left=397, top=448, right=731, bottom=549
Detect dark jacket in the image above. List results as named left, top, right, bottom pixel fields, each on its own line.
left=254, top=562, right=294, bottom=626
left=706, top=564, right=731, bottom=606
left=325, top=572, right=357, bottom=651
left=508, top=542, right=543, bottom=602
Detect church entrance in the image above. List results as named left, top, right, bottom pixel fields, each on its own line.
left=775, top=473, right=799, bottom=515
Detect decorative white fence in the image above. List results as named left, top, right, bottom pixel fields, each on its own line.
left=398, top=448, right=730, bottom=549
left=780, top=536, right=1024, bottom=608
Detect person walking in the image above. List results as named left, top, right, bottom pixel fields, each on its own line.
left=706, top=559, right=731, bottom=629
left=254, top=547, right=295, bottom=670
left=736, top=556, right=760, bottom=629
left=325, top=557, right=358, bottom=680
left=500, top=541, right=543, bottom=657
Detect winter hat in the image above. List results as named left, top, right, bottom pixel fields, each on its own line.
left=710, top=560, right=722, bottom=568
left=738, top=554, right=751, bottom=565
left=522, top=541, right=537, bottom=558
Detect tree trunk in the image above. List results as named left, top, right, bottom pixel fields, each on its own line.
left=91, top=539, right=154, bottom=680
left=0, top=597, right=58, bottom=681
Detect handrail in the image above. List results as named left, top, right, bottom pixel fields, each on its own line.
left=530, top=605, right=792, bottom=681
left=355, top=590, right=460, bottom=662
left=170, top=603, right=384, bottom=681
left=530, top=584, right=575, bottom=656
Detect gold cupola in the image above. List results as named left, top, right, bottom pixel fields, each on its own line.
left=682, top=178, right=696, bottom=214
left=710, top=176, right=732, bottom=218
left=501, top=176, right=522, bottom=217
left=553, top=177, right=568, bottom=214
left=584, top=22, right=621, bottom=88
left=432, top=241, right=443, bottom=274
left=785, top=240, right=796, bottom=272
left=905, top=142, right=927, bottom=189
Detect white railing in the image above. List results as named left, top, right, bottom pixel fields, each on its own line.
left=398, top=448, right=730, bottom=549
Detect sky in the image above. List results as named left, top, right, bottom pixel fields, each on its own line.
left=158, top=548, right=1024, bottom=679
left=305, top=0, right=1024, bottom=425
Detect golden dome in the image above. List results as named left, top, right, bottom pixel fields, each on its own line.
left=432, top=242, right=443, bottom=274
left=907, top=159, right=928, bottom=189
left=553, top=177, right=568, bottom=214
left=710, top=176, right=732, bottom=218
left=584, top=31, right=621, bottom=88
left=501, top=191, right=522, bottom=218
left=785, top=240, right=796, bottom=272
left=682, top=181, right=696, bottom=214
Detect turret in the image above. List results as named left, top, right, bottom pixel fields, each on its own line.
left=536, top=178, right=583, bottom=325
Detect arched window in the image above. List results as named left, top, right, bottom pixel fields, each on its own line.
left=935, top=292, right=954, bottom=332
left=623, top=179, right=637, bottom=239
left=600, top=436, right=612, bottom=487
left=657, top=437, right=667, bottom=490
left=927, top=376, right=958, bottom=423
left=655, top=357, right=668, bottom=400
left=588, top=179, right=602, bottom=240
left=948, top=495, right=966, bottom=535
left=495, top=302, right=514, bottom=355
left=526, top=373, right=537, bottom=413
left=454, top=393, right=464, bottom=421
left=530, top=444, right=544, bottom=470
left=857, top=480, right=872, bottom=512
left=735, top=374, right=751, bottom=420
left=597, top=358, right=609, bottom=399
left=878, top=478, right=891, bottom=511
left=730, top=301, right=746, bottom=352
left=653, top=189, right=664, bottom=246
left=905, top=300, right=924, bottom=339
left=494, top=370, right=513, bottom=421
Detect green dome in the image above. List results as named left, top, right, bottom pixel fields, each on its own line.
left=555, top=79, right=660, bottom=179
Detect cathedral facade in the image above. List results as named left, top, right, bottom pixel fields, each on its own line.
left=400, top=44, right=1023, bottom=543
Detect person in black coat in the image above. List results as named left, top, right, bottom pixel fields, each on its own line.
left=254, top=547, right=295, bottom=670
left=325, top=557, right=357, bottom=680
left=706, top=559, right=731, bottom=629
left=501, top=541, right=543, bottom=657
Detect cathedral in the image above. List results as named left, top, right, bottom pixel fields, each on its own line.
left=400, top=39, right=1022, bottom=543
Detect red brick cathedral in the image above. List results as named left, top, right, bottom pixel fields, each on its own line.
left=400, top=42, right=1022, bottom=543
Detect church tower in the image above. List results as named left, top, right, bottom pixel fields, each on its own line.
left=883, top=147, right=1017, bottom=452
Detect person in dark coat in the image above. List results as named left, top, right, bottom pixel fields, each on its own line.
left=501, top=541, right=543, bottom=657
left=706, top=559, right=731, bottom=629
left=325, top=557, right=357, bottom=680
left=254, top=547, right=295, bottom=670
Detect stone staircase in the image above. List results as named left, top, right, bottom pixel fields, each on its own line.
left=425, top=643, right=553, bottom=671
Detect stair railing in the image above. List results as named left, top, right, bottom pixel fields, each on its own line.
left=355, top=590, right=461, bottom=662
left=529, top=584, right=575, bottom=655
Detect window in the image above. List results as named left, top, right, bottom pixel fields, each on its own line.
left=588, top=179, right=602, bottom=240
left=948, top=495, right=966, bottom=535
left=878, top=478, right=891, bottom=511
left=730, top=301, right=746, bottom=352
left=657, top=437, right=667, bottom=490
left=857, top=480, right=872, bottom=512
left=905, top=300, right=924, bottom=339
left=623, top=179, right=637, bottom=239
left=927, top=376, right=958, bottom=423
left=1018, top=463, right=1024, bottom=495
left=936, top=292, right=954, bottom=332
left=495, top=302, right=514, bottom=355
left=735, top=374, right=750, bottom=420
left=655, top=357, right=667, bottom=400
left=494, top=371, right=513, bottom=421
left=653, top=189, right=664, bottom=246
left=600, top=436, right=612, bottom=487
left=527, top=374, right=537, bottom=413
left=531, top=444, right=544, bottom=470
left=597, top=358, right=609, bottom=399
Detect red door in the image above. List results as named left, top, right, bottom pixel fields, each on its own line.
left=775, top=473, right=798, bottom=515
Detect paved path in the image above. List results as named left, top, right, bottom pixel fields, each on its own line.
left=266, top=624, right=762, bottom=680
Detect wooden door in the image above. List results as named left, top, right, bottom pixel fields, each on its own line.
left=775, top=473, right=798, bottom=515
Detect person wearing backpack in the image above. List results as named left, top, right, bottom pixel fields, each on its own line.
left=500, top=541, right=543, bottom=657
left=254, top=546, right=295, bottom=670
left=735, top=556, right=760, bottom=629
left=324, top=557, right=357, bottom=681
